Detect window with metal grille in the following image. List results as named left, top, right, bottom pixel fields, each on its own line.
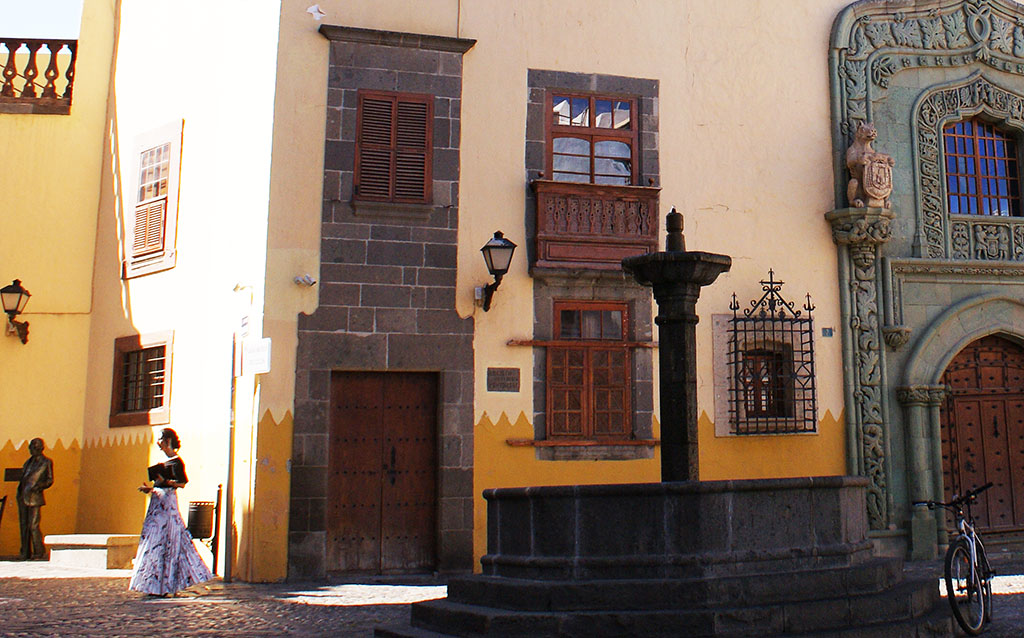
left=110, top=332, right=172, bottom=427
left=121, top=346, right=166, bottom=412
left=354, top=90, right=433, bottom=203
left=547, top=301, right=631, bottom=439
left=726, top=272, right=817, bottom=435
left=944, top=118, right=1021, bottom=216
left=548, top=92, right=637, bottom=185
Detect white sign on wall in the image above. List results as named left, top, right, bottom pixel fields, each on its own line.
left=241, top=338, right=272, bottom=376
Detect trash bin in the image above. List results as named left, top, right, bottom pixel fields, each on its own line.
left=187, top=501, right=215, bottom=540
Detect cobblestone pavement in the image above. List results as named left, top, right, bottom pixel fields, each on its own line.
left=6, top=559, right=1024, bottom=637
left=0, top=561, right=441, bottom=637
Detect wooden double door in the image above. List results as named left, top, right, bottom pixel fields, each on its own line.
left=327, top=371, right=438, bottom=573
left=940, top=335, right=1024, bottom=532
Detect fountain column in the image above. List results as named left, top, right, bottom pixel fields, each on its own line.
left=622, top=208, right=731, bottom=481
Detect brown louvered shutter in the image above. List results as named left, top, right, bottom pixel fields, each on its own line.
left=133, top=198, right=166, bottom=255
left=355, top=91, right=432, bottom=204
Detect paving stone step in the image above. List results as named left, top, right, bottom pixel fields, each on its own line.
left=446, top=557, right=904, bottom=611
left=377, top=605, right=953, bottom=638
left=404, top=577, right=939, bottom=638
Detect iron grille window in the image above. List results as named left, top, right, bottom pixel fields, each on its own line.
left=547, top=301, right=631, bottom=439
left=121, top=346, right=166, bottom=412
left=727, top=271, right=817, bottom=435
left=110, top=332, right=172, bottom=427
left=944, top=118, right=1021, bottom=216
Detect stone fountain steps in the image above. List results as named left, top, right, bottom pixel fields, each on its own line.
left=376, top=575, right=945, bottom=638
left=445, top=557, right=904, bottom=611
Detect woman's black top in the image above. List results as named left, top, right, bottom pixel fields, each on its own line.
left=162, top=456, right=188, bottom=486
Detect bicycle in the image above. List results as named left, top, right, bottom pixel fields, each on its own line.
left=914, top=482, right=995, bottom=635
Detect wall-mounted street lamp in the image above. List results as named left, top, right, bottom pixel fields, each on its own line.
left=479, top=231, right=516, bottom=312
left=1, top=279, right=31, bottom=344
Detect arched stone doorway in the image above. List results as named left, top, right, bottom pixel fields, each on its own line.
left=940, top=335, right=1024, bottom=533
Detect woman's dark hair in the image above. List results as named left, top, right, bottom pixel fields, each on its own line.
left=159, top=428, right=180, bottom=450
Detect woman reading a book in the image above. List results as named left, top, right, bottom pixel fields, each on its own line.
left=129, top=428, right=213, bottom=596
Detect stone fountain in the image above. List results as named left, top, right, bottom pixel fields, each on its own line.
left=377, top=210, right=951, bottom=637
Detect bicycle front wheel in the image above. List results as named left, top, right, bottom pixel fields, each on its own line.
left=945, top=539, right=986, bottom=634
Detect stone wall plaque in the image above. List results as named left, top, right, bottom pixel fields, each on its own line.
left=487, top=367, right=520, bottom=393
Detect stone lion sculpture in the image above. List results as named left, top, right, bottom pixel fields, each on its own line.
left=846, top=122, right=894, bottom=208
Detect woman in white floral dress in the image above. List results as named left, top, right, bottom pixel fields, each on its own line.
left=129, top=428, right=213, bottom=595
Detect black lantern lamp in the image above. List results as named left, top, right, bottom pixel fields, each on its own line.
left=1, top=279, right=30, bottom=344
left=480, top=231, right=516, bottom=312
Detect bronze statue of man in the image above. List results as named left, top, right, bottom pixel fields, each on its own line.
left=17, top=438, right=54, bottom=560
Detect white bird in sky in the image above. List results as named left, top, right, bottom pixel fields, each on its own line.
left=307, top=4, right=326, bottom=21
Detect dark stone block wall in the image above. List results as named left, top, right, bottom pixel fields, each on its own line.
left=289, top=27, right=476, bottom=579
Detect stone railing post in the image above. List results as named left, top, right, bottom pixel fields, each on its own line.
left=826, top=207, right=894, bottom=531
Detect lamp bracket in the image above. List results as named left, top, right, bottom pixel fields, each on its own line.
left=6, top=317, right=28, bottom=344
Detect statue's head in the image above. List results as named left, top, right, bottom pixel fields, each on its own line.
left=855, top=122, right=878, bottom=142
left=28, top=438, right=44, bottom=456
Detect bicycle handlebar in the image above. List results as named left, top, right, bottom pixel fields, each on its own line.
left=912, top=482, right=993, bottom=510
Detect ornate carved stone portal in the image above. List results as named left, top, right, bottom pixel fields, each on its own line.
left=826, top=207, right=894, bottom=531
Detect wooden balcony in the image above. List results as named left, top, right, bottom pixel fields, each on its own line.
left=0, top=38, right=78, bottom=115
left=531, top=179, right=660, bottom=270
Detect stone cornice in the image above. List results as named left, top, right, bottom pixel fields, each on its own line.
left=319, top=25, right=477, bottom=53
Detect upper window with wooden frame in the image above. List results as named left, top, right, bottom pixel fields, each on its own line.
left=110, top=331, right=173, bottom=427
left=944, top=117, right=1022, bottom=217
left=547, top=92, right=637, bottom=185
left=547, top=301, right=631, bottom=440
left=124, top=120, right=183, bottom=278
left=354, top=90, right=433, bottom=204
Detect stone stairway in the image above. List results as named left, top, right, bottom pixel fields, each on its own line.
left=376, top=558, right=952, bottom=637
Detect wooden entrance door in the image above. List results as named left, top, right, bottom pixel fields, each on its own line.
left=940, top=335, right=1024, bottom=532
left=327, top=371, right=438, bottom=573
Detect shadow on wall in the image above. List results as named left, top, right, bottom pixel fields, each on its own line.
left=75, top=431, right=151, bottom=535
left=0, top=439, right=81, bottom=558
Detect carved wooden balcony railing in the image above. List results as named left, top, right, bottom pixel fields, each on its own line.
left=0, top=38, right=77, bottom=115
left=531, top=179, right=660, bottom=270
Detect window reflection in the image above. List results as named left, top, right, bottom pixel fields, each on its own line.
left=943, top=118, right=1021, bottom=217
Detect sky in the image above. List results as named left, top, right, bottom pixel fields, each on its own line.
left=2, top=0, right=84, bottom=38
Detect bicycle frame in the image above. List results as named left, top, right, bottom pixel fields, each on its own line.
left=914, top=481, right=994, bottom=635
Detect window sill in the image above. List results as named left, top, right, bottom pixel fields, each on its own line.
left=506, top=438, right=659, bottom=447
left=351, top=199, right=441, bottom=221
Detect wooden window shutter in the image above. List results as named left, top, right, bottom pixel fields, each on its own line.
left=133, top=198, right=166, bottom=256
left=355, top=91, right=432, bottom=204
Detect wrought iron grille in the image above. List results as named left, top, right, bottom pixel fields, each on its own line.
left=727, top=271, right=817, bottom=435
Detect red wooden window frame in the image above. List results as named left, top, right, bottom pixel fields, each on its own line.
left=354, top=90, right=433, bottom=204
left=546, top=301, right=631, bottom=440
left=109, top=331, right=173, bottom=427
left=546, top=91, right=638, bottom=185
left=740, top=348, right=792, bottom=419
left=944, top=117, right=1022, bottom=217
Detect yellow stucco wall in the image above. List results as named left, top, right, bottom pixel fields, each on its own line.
left=261, top=0, right=854, bottom=573
left=0, top=0, right=115, bottom=555
left=76, top=0, right=281, bottom=578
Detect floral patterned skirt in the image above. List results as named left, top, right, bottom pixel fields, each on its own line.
left=129, top=487, right=214, bottom=595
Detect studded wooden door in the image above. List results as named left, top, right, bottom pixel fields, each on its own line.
left=327, top=371, right=438, bottom=573
left=940, top=335, right=1024, bottom=532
